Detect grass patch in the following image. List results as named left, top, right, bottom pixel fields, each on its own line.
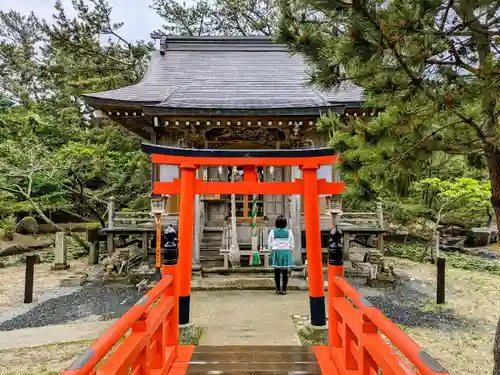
left=386, top=241, right=500, bottom=276
left=4, top=370, right=59, bottom=375
left=179, top=326, right=204, bottom=345
left=297, top=327, right=328, bottom=346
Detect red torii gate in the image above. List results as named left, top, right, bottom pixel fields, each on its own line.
left=60, top=145, right=450, bottom=375
left=143, top=144, right=345, bottom=327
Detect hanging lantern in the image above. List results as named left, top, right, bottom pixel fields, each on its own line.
left=150, top=196, right=166, bottom=215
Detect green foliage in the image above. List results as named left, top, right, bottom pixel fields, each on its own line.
left=414, top=177, right=491, bottom=224
left=152, top=0, right=278, bottom=36
left=279, top=0, right=500, bottom=224
left=0, top=1, right=153, bottom=225
left=0, top=215, right=16, bottom=240
left=387, top=242, right=500, bottom=276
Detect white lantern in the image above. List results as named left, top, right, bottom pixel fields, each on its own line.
left=150, top=196, right=165, bottom=215
left=317, top=165, right=333, bottom=182
left=159, top=165, right=179, bottom=182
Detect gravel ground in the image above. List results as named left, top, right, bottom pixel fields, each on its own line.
left=0, top=284, right=145, bottom=331
left=0, top=260, right=89, bottom=319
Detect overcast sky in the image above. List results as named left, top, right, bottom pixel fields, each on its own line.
left=1, top=0, right=163, bottom=42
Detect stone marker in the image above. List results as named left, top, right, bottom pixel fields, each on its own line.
left=89, top=242, right=99, bottom=265
left=51, top=232, right=70, bottom=270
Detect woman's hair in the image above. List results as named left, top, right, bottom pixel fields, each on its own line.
left=275, top=215, right=287, bottom=229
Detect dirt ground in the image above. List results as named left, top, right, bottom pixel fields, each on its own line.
left=0, top=340, right=92, bottom=375
left=0, top=260, right=88, bottom=315
left=391, top=257, right=499, bottom=375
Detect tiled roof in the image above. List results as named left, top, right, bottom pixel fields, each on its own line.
left=84, top=36, right=363, bottom=111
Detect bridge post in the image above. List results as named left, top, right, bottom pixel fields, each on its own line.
left=163, top=225, right=179, bottom=352
left=178, top=164, right=196, bottom=326
left=302, top=165, right=326, bottom=327
left=328, top=223, right=344, bottom=347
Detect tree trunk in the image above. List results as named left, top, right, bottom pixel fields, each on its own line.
left=26, top=196, right=90, bottom=252
left=494, top=316, right=500, bottom=375
left=487, top=151, right=500, bottom=230
left=488, top=151, right=500, bottom=375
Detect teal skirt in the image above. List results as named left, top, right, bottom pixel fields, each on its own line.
left=271, top=250, right=293, bottom=268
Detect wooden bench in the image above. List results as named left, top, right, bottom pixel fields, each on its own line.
left=220, top=249, right=271, bottom=269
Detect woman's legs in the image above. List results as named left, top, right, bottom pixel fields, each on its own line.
left=274, top=268, right=281, bottom=293
left=281, top=269, right=289, bottom=294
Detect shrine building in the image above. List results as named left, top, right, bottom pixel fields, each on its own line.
left=84, top=35, right=380, bottom=268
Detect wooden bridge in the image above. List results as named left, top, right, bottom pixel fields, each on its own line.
left=61, top=146, right=448, bottom=375
left=60, top=263, right=449, bottom=375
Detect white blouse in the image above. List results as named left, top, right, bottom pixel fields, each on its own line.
left=267, top=229, right=294, bottom=251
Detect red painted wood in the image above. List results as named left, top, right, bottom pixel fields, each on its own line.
left=153, top=180, right=345, bottom=195
left=152, top=154, right=338, bottom=167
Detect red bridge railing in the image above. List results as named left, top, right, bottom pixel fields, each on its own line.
left=328, top=265, right=450, bottom=375
left=61, top=266, right=178, bottom=375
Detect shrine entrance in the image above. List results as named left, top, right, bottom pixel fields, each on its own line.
left=143, top=144, right=345, bottom=327
left=226, top=166, right=265, bottom=221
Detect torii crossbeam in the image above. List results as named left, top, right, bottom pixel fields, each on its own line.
left=142, top=144, right=346, bottom=327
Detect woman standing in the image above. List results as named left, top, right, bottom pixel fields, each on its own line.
left=268, top=215, right=294, bottom=295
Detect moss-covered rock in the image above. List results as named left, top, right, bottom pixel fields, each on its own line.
left=16, top=217, right=39, bottom=236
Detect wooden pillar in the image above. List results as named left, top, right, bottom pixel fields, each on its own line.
left=245, top=166, right=258, bottom=252
left=290, top=166, right=303, bottom=265
left=107, top=197, right=115, bottom=229
left=141, top=232, right=149, bottom=265
left=343, top=232, right=350, bottom=261
left=178, top=164, right=196, bottom=325
left=150, top=131, right=157, bottom=188
left=106, top=234, right=115, bottom=256
left=89, top=242, right=99, bottom=265
left=302, top=166, right=326, bottom=327
left=193, top=169, right=201, bottom=266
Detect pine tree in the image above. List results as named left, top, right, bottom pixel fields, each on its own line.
left=279, top=0, right=500, bottom=219
left=152, top=0, right=278, bottom=36
left=279, top=1, right=500, bottom=372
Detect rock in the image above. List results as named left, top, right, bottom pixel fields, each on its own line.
left=440, top=236, right=464, bottom=246
left=15, top=217, right=39, bottom=236
left=298, top=325, right=312, bottom=337
left=60, top=273, right=88, bottom=287
left=476, top=248, right=498, bottom=260
left=442, top=226, right=466, bottom=237
left=0, top=261, right=5, bottom=268
left=464, top=228, right=498, bottom=247
left=439, top=244, right=465, bottom=253
left=292, top=315, right=301, bottom=320
left=392, top=230, right=409, bottom=243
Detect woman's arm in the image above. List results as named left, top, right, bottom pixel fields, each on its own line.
left=289, top=230, right=294, bottom=251
left=267, top=230, right=274, bottom=249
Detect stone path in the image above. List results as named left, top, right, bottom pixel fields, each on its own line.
left=0, top=320, right=116, bottom=350
left=192, top=290, right=311, bottom=345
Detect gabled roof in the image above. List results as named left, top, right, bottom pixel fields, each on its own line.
left=84, top=36, right=363, bottom=115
